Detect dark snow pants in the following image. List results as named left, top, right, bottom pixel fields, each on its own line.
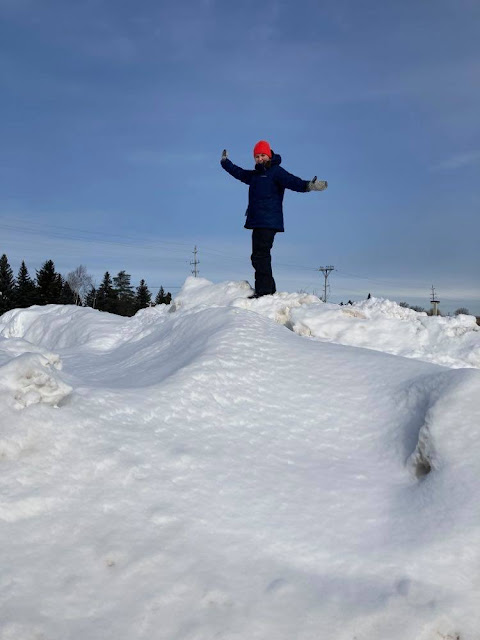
left=251, top=228, right=277, bottom=296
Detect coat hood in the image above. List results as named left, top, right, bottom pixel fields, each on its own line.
left=270, top=153, right=282, bottom=166
left=254, top=152, right=282, bottom=171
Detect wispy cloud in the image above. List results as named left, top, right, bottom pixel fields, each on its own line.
left=431, top=150, right=480, bottom=171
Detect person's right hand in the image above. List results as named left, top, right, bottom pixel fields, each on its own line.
left=221, top=149, right=228, bottom=162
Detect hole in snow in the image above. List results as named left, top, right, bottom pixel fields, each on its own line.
left=413, top=451, right=432, bottom=478
left=408, top=425, right=434, bottom=479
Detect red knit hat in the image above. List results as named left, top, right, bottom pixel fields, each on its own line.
left=253, top=140, right=272, bottom=158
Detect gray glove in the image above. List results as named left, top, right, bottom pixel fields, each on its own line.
left=307, top=176, right=328, bottom=191
left=221, top=149, right=228, bottom=163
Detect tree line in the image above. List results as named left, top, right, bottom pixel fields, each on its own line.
left=0, top=254, right=172, bottom=317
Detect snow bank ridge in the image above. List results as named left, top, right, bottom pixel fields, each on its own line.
left=1, top=278, right=479, bottom=370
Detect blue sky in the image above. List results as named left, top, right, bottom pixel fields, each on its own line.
left=1, top=0, right=479, bottom=313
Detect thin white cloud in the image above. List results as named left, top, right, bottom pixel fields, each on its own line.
left=432, top=150, right=480, bottom=171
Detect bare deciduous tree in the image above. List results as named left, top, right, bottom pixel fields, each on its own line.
left=67, top=265, right=93, bottom=305
left=410, top=305, right=426, bottom=313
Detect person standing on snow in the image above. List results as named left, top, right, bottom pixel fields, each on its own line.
left=220, top=140, right=327, bottom=298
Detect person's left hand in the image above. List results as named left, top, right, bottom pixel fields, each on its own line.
left=307, top=176, right=328, bottom=191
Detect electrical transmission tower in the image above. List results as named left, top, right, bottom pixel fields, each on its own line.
left=191, top=245, right=200, bottom=277
left=317, top=265, right=334, bottom=302
left=430, top=285, right=440, bottom=316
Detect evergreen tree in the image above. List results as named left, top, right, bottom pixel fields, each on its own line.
left=36, top=260, right=62, bottom=304
left=113, top=270, right=135, bottom=316
left=0, top=254, right=16, bottom=314
left=155, top=286, right=172, bottom=305
left=59, top=279, right=76, bottom=304
left=97, top=271, right=118, bottom=313
left=15, top=260, right=37, bottom=308
left=155, top=286, right=166, bottom=305
left=135, top=279, right=152, bottom=311
left=84, top=286, right=97, bottom=309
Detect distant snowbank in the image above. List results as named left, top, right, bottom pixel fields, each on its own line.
left=183, top=278, right=480, bottom=369
left=287, top=295, right=480, bottom=369
left=1, top=278, right=479, bottom=370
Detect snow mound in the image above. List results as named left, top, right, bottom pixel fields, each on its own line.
left=1, top=278, right=480, bottom=639
left=355, top=295, right=427, bottom=319
left=288, top=296, right=480, bottom=368
left=170, top=276, right=254, bottom=310
left=0, top=304, right=127, bottom=351
left=2, top=281, right=478, bottom=370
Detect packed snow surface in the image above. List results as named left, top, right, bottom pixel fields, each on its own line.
left=1, top=277, right=480, bottom=640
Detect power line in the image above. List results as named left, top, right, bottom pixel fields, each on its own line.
left=0, top=221, right=193, bottom=250
left=334, top=268, right=435, bottom=291
left=1, top=219, right=319, bottom=272
left=1, top=219, right=448, bottom=296
left=1, top=219, right=333, bottom=276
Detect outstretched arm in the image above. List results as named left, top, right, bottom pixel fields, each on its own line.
left=274, top=166, right=310, bottom=193
left=220, top=149, right=253, bottom=186
left=275, top=166, right=328, bottom=193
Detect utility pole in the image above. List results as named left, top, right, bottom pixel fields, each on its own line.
left=317, top=265, right=334, bottom=303
left=430, top=285, right=440, bottom=316
left=191, top=245, right=200, bottom=277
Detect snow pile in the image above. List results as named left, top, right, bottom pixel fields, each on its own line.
left=2, top=281, right=478, bottom=370
left=0, top=343, right=72, bottom=409
left=288, top=296, right=480, bottom=369
left=1, top=278, right=480, bottom=640
left=171, top=276, right=255, bottom=310
left=0, top=304, right=127, bottom=351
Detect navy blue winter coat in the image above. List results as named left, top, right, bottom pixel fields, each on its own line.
left=221, top=153, right=308, bottom=232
